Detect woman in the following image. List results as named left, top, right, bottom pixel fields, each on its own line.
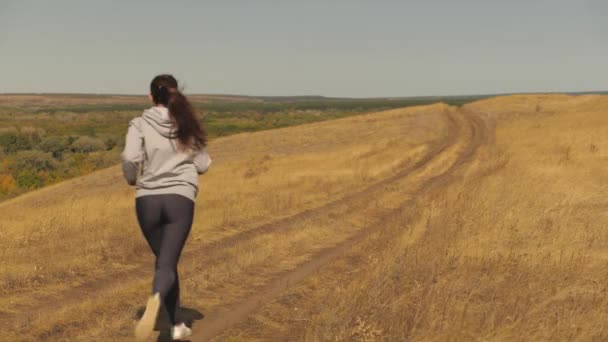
left=121, top=74, right=212, bottom=340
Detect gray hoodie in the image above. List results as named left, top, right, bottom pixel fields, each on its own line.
left=121, top=106, right=212, bottom=201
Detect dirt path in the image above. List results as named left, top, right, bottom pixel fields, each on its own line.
left=189, top=109, right=489, bottom=341
left=1, top=109, right=459, bottom=328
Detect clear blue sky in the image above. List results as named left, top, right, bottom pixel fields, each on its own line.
left=0, top=0, right=606, bottom=97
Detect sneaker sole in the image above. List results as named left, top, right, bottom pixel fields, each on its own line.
left=135, top=293, right=160, bottom=340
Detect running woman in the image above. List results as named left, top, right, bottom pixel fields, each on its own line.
left=121, top=74, right=212, bottom=340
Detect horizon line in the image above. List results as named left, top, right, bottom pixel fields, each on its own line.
left=1, top=90, right=607, bottom=100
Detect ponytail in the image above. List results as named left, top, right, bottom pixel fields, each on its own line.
left=150, top=74, right=207, bottom=151
left=168, top=89, right=207, bottom=150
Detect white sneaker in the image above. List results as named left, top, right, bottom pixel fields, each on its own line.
left=172, top=322, right=192, bottom=340
left=135, top=293, right=161, bottom=340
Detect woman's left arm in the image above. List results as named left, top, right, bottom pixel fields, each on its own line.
left=193, top=146, right=212, bottom=175
left=121, top=118, right=144, bottom=185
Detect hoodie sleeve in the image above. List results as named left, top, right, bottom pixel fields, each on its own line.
left=193, top=146, right=212, bottom=175
left=121, top=118, right=144, bottom=185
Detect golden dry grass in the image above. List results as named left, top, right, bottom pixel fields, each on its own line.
left=216, top=94, right=608, bottom=341
left=3, top=94, right=608, bottom=341
left=0, top=103, right=449, bottom=341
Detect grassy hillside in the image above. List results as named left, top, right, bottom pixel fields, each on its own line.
left=219, top=94, right=608, bottom=341
left=2, top=94, right=608, bottom=341
left=1, top=101, right=450, bottom=340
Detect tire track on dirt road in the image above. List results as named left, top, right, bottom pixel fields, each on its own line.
left=190, top=109, right=489, bottom=341
left=2, top=109, right=460, bottom=327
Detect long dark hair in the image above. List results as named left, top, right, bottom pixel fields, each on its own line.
left=150, top=74, right=207, bottom=150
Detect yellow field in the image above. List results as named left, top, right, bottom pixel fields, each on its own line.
left=1, top=94, right=608, bottom=341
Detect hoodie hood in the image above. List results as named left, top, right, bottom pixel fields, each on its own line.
left=142, top=106, right=175, bottom=138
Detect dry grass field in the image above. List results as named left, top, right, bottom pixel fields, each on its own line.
left=1, top=94, right=608, bottom=341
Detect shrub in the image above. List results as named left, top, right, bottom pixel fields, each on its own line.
left=40, top=136, right=69, bottom=158
left=104, top=137, right=117, bottom=151
left=0, top=174, right=17, bottom=194
left=0, top=132, right=32, bottom=153
left=16, top=169, right=42, bottom=189
left=20, top=126, right=45, bottom=144
left=8, top=150, right=57, bottom=174
left=70, top=136, right=105, bottom=153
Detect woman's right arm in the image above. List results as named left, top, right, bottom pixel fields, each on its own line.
left=121, top=118, right=144, bottom=185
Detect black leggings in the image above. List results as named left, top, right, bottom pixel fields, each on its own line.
left=135, top=194, right=194, bottom=325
